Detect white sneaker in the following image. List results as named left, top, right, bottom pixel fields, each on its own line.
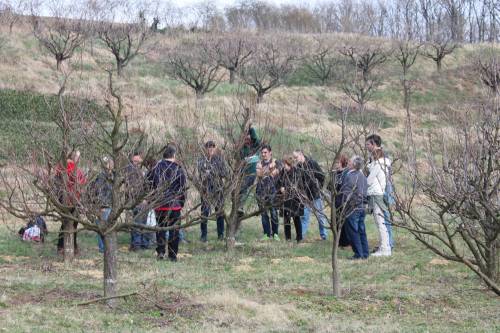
left=371, top=251, right=391, bottom=257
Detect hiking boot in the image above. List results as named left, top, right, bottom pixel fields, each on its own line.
left=273, top=234, right=280, bottom=241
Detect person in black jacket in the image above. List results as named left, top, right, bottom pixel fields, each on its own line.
left=277, top=155, right=304, bottom=243
left=293, top=150, right=329, bottom=240
left=148, top=145, right=187, bottom=261
left=197, top=141, right=228, bottom=242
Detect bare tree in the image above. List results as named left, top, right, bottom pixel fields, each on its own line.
left=474, top=48, right=499, bottom=94
left=164, top=36, right=224, bottom=98
left=394, top=60, right=500, bottom=295
left=303, top=37, right=340, bottom=86
left=96, top=3, right=149, bottom=76
left=339, top=40, right=390, bottom=83
left=31, top=5, right=86, bottom=70
left=212, top=33, right=253, bottom=84
left=422, top=37, right=458, bottom=71
left=238, top=37, right=296, bottom=103
left=395, top=39, right=421, bottom=150
left=0, top=0, right=27, bottom=34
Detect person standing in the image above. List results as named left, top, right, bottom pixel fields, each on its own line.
left=366, top=134, right=395, bottom=250
left=198, top=141, right=227, bottom=242
left=55, top=150, right=86, bottom=255
left=89, top=157, right=114, bottom=253
left=293, top=150, right=328, bottom=241
left=148, top=145, right=187, bottom=262
left=238, top=126, right=261, bottom=216
left=256, top=144, right=280, bottom=240
left=329, top=154, right=351, bottom=247
left=125, top=152, right=150, bottom=251
left=341, top=155, right=369, bottom=260
left=366, top=144, right=392, bottom=257
left=277, top=155, right=304, bottom=243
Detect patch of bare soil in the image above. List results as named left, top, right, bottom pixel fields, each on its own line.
left=129, top=292, right=204, bottom=328
left=7, top=288, right=99, bottom=307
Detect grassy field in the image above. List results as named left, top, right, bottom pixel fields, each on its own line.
left=0, top=216, right=498, bottom=333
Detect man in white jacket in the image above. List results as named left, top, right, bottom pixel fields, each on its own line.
left=366, top=134, right=393, bottom=256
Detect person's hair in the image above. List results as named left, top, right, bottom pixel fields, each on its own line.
left=163, top=145, right=177, bottom=159
left=283, top=155, right=294, bottom=167
left=338, top=154, right=349, bottom=168
left=351, top=155, right=364, bottom=170
left=261, top=144, right=272, bottom=152
left=130, top=151, right=141, bottom=160
left=366, top=134, right=382, bottom=147
left=205, top=140, right=216, bottom=148
left=372, top=148, right=384, bottom=160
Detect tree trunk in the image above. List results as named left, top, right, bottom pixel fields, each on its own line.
left=229, top=69, right=236, bottom=84
left=486, top=237, right=499, bottom=284
left=63, top=221, right=75, bottom=263
left=226, top=213, right=240, bottom=250
left=117, top=62, right=123, bottom=76
left=436, top=58, right=442, bottom=72
left=103, top=231, right=118, bottom=307
left=195, top=89, right=205, bottom=99
left=256, top=91, right=264, bottom=104
left=331, top=237, right=341, bottom=297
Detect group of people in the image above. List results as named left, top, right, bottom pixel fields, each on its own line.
left=50, top=126, right=395, bottom=262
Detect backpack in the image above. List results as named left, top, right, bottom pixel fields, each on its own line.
left=18, top=215, right=48, bottom=242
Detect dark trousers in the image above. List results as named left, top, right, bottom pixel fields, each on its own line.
left=57, top=221, right=78, bottom=251
left=261, top=207, right=279, bottom=237
left=200, top=200, right=224, bottom=239
left=344, top=209, right=369, bottom=258
left=156, top=210, right=181, bottom=259
left=130, top=208, right=151, bottom=249
left=284, top=215, right=302, bottom=242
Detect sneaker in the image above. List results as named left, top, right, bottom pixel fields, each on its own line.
left=371, top=251, right=391, bottom=257
left=261, top=235, right=270, bottom=241
left=273, top=234, right=280, bottom=241
left=156, top=253, right=165, bottom=260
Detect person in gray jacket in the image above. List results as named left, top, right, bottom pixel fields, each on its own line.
left=341, top=155, right=369, bottom=260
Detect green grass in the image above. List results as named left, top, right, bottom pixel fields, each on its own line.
left=0, top=217, right=498, bottom=332
left=328, top=107, right=397, bottom=129
left=0, top=89, right=108, bottom=160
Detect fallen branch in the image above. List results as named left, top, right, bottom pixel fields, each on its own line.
left=76, top=291, right=138, bottom=306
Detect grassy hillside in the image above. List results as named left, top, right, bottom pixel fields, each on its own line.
left=0, top=24, right=499, bottom=333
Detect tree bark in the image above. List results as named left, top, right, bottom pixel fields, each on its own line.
left=331, top=234, right=341, bottom=297
left=103, top=231, right=118, bottom=307
left=63, top=221, right=75, bottom=263
left=229, top=69, right=236, bottom=84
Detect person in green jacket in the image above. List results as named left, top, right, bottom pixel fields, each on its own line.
left=238, top=126, right=261, bottom=216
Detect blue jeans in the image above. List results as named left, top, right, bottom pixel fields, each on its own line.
left=261, top=207, right=278, bottom=237
left=301, top=198, right=328, bottom=240
left=130, top=208, right=151, bottom=249
left=201, top=200, right=224, bottom=239
left=344, top=209, right=369, bottom=258
left=383, top=209, right=394, bottom=249
left=97, top=208, right=112, bottom=253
